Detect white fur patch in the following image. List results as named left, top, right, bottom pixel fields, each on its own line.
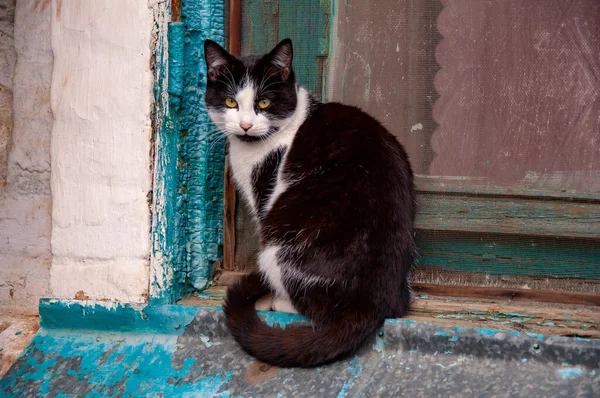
left=235, top=83, right=257, bottom=129
left=255, top=294, right=274, bottom=311
left=258, top=245, right=288, bottom=298
left=271, top=297, right=298, bottom=314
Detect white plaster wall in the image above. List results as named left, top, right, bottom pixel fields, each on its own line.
left=0, top=0, right=53, bottom=315
left=50, top=1, right=154, bottom=302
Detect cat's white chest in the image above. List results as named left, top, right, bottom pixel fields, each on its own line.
left=228, top=140, right=287, bottom=215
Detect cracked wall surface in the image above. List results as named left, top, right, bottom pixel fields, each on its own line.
left=0, top=0, right=53, bottom=315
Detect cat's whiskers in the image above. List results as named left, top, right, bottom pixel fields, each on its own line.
left=257, top=66, right=275, bottom=93
left=208, top=135, right=228, bottom=153
left=219, top=65, right=238, bottom=93
left=259, top=79, right=285, bottom=94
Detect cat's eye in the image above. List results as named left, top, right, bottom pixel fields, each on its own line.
left=225, top=98, right=238, bottom=108
left=257, top=99, right=271, bottom=109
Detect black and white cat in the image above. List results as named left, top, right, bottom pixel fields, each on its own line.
left=204, top=38, right=415, bottom=368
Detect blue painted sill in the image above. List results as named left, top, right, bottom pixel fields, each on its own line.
left=1, top=299, right=598, bottom=397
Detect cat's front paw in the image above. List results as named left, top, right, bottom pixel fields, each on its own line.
left=271, top=297, right=299, bottom=314
left=255, top=294, right=274, bottom=311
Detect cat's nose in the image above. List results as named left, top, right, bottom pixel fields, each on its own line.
left=240, top=123, right=253, bottom=132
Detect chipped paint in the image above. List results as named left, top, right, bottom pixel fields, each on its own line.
left=2, top=302, right=599, bottom=395
left=150, top=0, right=226, bottom=302
left=180, top=0, right=226, bottom=291
left=150, top=0, right=189, bottom=304
left=261, top=311, right=307, bottom=328
left=557, top=367, right=584, bottom=379
left=336, top=356, right=362, bottom=398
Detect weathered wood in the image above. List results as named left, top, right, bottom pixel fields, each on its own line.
left=189, top=279, right=600, bottom=338
left=222, top=149, right=236, bottom=271
left=171, top=0, right=181, bottom=21
left=228, top=0, right=241, bottom=56
left=412, top=268, right=599, bottom=294
left=215, top=270, right=245, bottom=285
left=241, top=0, right=331, bottom=98
left=412, top=283, right=600, bottom=307
left=416, top=175, right=600, bottom=202
left=222, top=1, right=241, bottom=271
left=416, top=231, right=600, bottom=280
left=211, top=271, right=600, bottom=305
left=416, top=194, right=600, bottom=239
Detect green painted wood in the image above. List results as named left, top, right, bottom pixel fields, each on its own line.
left=416, top=194, right=600, bottom=239
left=241, top=0, right=332, bottom=99
left=416, top=231, right=600, bottom=280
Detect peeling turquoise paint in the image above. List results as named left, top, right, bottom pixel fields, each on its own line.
left=180, top=0, right=226, bottom=291
left=151, top=0, right=226, bottom=302
left=336, top=356, right=362, bottom=398
left=434, top=332, right=459, bottom=342
left=2, top=301, right=598, bottom=396
left=151, top=2, right=189, bottom=304
left=474, top=328, right=498, bottom=337
left=557, top=367, right=584, bottom=379
left=261, top=311, right=307, bottom=328
left=526, top=332, right=546, bottom=341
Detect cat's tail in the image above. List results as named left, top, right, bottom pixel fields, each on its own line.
left=223, top=272, right=381, bottom=368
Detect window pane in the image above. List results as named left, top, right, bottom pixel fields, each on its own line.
left=328, top=0, right=600, bottom=195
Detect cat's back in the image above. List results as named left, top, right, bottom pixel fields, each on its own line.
left=288, top=101, right=411, bottom=176
left=309, top=102, right=386, bottom=136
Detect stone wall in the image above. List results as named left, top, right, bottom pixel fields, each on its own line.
left=0, top=0, right=16, bottom=185
left=0, top=0, right=53, bottom=315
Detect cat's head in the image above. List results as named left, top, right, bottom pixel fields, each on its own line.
left=203, top=39, right=297, bottom=142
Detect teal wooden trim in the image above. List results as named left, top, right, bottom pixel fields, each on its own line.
left=150, top=4, right=189, bottom=304
left=416, top=194, right=600, bottom=239
left=416, top=187, right=600, bottom=281
left=151, top=0, right=227, bottom=302
left=180, top=0, right=226, bottom=291
left=416, top=231, right=600, bottom=280
left=241, top=0, right=332, bottom=100
left=416, top=176, right=600, bottom=202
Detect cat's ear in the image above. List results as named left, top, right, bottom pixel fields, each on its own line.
left=204, top=40, right=234, bottom=82
left=267, top=38, right=293, bottom=81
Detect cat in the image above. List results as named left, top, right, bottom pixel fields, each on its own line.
left=204, top=38, right=416, bottom=368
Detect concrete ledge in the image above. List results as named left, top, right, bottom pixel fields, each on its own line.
left=0, top=300, right=598, bottom=396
